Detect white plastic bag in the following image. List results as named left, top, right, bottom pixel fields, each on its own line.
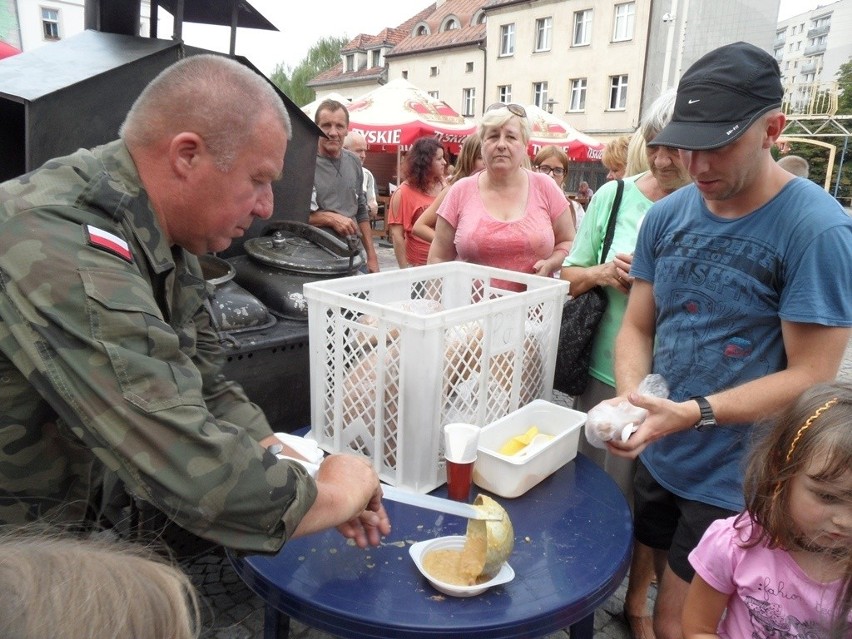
left=584, top=374, right=669, bottom=449
left=273, top=432, right=326, bottom=478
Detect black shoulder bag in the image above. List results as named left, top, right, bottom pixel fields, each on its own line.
left=553, top=179, right=624, bottom=396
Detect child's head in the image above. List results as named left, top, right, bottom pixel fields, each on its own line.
left=744, top=382, right=852, bottom=553
left=0, top=531, right=201, bottom=639
left=744, top=382, right=852, bottom=637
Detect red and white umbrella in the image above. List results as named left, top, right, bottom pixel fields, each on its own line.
left=345, top=79, right=476, bottom=154
left=524, top=103, right=604, bottom=163
left=0, top=40, right=21, bottom=61
left=301, top=92, right=350, bottom=122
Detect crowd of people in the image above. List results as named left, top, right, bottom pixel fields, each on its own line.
left=0, top=41, right=850, bottom=639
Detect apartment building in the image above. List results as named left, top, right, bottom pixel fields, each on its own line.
left=312, top=0, right=779, bottom=140
left=2, top=0, right=156, bottom=50
left=774, top=0, right=852, bottom=113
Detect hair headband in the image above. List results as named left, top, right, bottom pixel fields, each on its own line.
left=785, top=398, right=838, bottom=463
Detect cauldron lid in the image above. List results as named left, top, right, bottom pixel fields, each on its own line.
left=244, top=221, right=364, bottom=275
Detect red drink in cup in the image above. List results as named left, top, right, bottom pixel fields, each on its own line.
left=443, top=422, right=480, bottom=502
left=446, top=459, right=475, bottom=501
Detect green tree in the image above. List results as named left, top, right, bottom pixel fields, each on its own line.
left=779, top=57, right=852, bottom=205
left=836, top=57, right=852, bottom=113
left=269, top=35, right=349, bottom=107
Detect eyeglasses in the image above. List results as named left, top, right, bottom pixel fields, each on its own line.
left=485, top=102, right=527, bottom=118
left=535, top=165, right=565, bottom=177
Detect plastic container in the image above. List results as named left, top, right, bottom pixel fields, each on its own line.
left=473, top=400, right=586, bottom=498
left=408, top=536, right=515, bottom=597
left=304, top=262, right=568, bottom=493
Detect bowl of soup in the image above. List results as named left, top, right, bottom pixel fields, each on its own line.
left=409, top=535, right=515, bottom=597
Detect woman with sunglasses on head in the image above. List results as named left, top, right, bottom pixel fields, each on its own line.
left=533, top=145, right=584, bottom=229
left=428, top=104, right=575, bottom=289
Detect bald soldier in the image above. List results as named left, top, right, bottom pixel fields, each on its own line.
left=0, top=55, right=390, bottom=552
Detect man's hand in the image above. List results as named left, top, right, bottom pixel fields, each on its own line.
left=335, top=486, right=391, bottom=548
left=365, top=253, right=379, bottom=273
left=293, top=454, right=391, bottom=546
left=309, top=210, right=358, bottom=236
left=606, top=393, right=699, bottom=458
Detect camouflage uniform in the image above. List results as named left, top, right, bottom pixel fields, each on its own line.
left=0, top=140, right=316, bottom=553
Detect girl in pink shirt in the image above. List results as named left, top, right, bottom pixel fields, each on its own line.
left=684, top=382, right=852, bottom=639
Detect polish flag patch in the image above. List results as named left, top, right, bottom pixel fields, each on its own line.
left=85, top=225, right=133, bottom=263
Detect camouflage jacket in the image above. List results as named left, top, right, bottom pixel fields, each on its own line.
left=0, top=140, right=316, bottom=552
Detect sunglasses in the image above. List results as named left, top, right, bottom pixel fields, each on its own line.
left=535, top=165, right=565, bottom=177
left=486, top=102, right=527, bottom=118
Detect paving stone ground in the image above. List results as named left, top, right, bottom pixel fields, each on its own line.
left=186, top=242, right=852, bottom=638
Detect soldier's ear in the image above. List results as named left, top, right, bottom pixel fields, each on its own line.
left=169, top=132, right=206, bottom=178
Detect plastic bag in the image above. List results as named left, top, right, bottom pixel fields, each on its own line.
left=273, top=432, right=326, bottom=478
left=584, top=374, right=669, bottom=449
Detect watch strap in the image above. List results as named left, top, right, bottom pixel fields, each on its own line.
left=690, top=396, right=715, bottom=431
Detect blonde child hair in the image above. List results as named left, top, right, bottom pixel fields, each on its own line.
left=0, top=531, right=201, bottom=639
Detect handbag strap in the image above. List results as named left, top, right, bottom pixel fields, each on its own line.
left=598, top=179, right=624, bottom=265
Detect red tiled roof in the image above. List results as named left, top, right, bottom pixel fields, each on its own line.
left=309, top=0, right=488, bottom=86
left=387, top=23, right=486, bottom=57
left=310, top=62, right=385, bottom=87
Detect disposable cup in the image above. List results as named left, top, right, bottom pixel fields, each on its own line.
left=443, top=423, right=480, bottom=501
left=446, top=458, right=475, bottom=501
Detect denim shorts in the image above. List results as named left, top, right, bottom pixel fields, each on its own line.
left=633, top=460, right=736, bottom=581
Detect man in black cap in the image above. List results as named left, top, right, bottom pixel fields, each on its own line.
left=603, top=42, right=852, bottom=638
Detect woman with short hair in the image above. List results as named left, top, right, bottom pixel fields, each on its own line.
left=428, top=104, right=575, bottom=288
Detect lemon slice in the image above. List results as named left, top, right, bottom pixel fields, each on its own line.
left=498, top=426, right=539, bottom=456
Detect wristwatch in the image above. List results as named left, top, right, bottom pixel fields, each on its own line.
left=690, top=396, right=716, bottom=431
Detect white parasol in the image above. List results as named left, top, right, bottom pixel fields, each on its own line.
left=524, top=103, right=604, bottom=162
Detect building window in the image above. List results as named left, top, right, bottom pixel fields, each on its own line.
left=811, top=15, right=831, bottom=29
left=569, top=78, right=587, bottom=112
left=533, top=81, right=548, bottom=109
left=500, top=23, right=515, bottom=56
left=613, top=3, right=635, bottom=42
left=371, top=50, right=381, bottom=67
left=345, top=54, right=354, bottom=72
left=402, top=70, right=408, bottom=79
left=573, top=10, right=592, bottom=46
left=415, top=25, right=428, bottom=36
left=462, top=88, right=476, bottom=117
left=498, top=85, right=512, bottom=103
left=442, top=17, right=459, bottom=31
left=42, top=8, right=60, bottom=40
left=428, top=90, right=440, bottom=99
left=535, top=17, right=552, bottom=52
left=430, top=66, right=438, bottom=77
left=466, top=61, right=474, bottom=73
left=609, top=75, right=628, bottom=110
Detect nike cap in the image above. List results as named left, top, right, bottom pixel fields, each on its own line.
left=649, top=42, right=783, bottom=150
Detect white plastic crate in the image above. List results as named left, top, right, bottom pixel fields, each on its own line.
left=304, top=262, right=569, bottom=493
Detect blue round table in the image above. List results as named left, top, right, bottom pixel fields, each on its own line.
left=229, top=454, right=632, bottom=639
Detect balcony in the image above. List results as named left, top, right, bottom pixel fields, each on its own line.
left=799, top=58, right=819, bottom=74
left=774, top=31, right=787, bottom=46
left=806, top=24, right=830, bottom=38
left=803, top=42, right=827, bottom=56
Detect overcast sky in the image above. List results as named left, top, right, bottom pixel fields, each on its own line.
left=174, top=0, right=829, bottom=76
left=176, top=0, right=433, bottom=75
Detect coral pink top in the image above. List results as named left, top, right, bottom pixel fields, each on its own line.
left=387, top=182, right=435, bottom=266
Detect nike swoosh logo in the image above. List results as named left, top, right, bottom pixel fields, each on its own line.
left=688, top=99, right=700, bottom=104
